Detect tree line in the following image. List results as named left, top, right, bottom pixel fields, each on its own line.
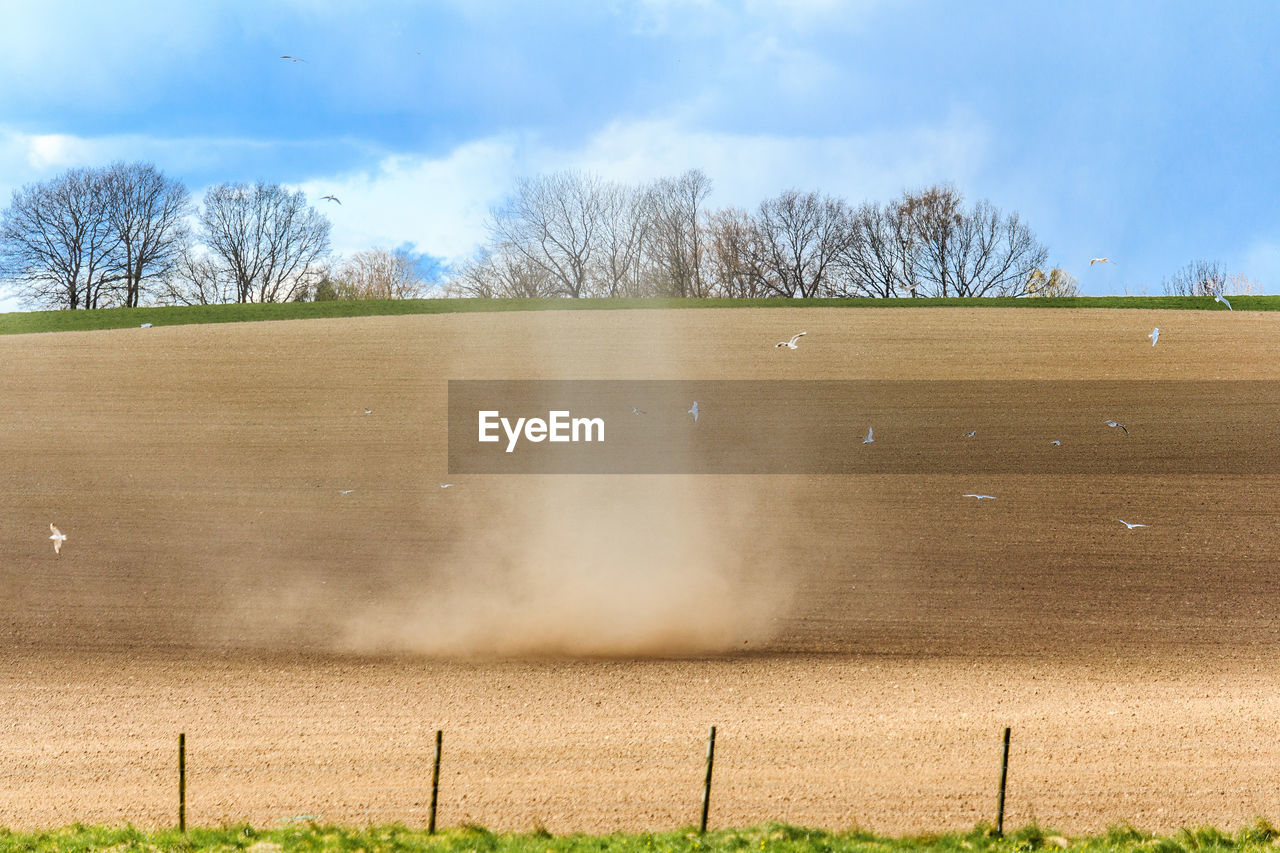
left=450, top=169, right=1079, bottom=299
left=0, top=162, right=428, bottom=310
left=3, top=161, right=1264, bottom=309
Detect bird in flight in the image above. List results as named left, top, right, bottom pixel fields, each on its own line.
left=962, top=494, right=997, bottom=500
left=688, top=401, right=699, bottom=423
left=1051, top=440, right=1061, bottom=446
left=321, top=195, right=341, bottom=205
left=280, top=55, right=307, bottom=62
left=339, top=489, right=355, bottom=495
left=963, top=430, right=977, bottom=438
left=48, top=523, right=66, bottom=555
left=862, top=426, right=874, bottom=444
left=1117, top=519, right=1148, bottom=529
left=1148, top=327, right=1159, bottom=346
left=363, top=408, right=372, bottom=415
left=1215, top=292, right=1233, bottom=311
left=775, top=331, right=807, bottom=349
left=1089, top=258, right=1111, bottom=266
left=1104, top=419, right=1129, bottom=435
left=139, top=323, right=153, bottom=329
left=632, top=407, right=646, bottom=415
left=440, top=483, right=454, bottom=489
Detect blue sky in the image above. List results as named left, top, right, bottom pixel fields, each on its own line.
left=2, top=0, right=1280, bottom=308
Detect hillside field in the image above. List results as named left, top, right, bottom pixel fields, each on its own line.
left=1, top=306, right=1279, bottom=834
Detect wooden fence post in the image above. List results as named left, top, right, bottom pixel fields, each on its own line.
left=700, top=726, right=716, bottom=834
left=429, top=729, right=442, bottom=834
left=996, top=726, right=1011, bottom=837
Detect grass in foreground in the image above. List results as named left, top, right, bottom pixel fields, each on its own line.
left=0, top=295, right=1275, bottom=336
left=1, top=821, right=1278, bottom=853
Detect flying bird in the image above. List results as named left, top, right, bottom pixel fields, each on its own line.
left=139, top=323, right=152, bottom=328
left=1148, top=327, right=1159, bottom=346
left=48, top=523, right=66, bottom=555
left=1051, top=440, right=1061, bottom=446
left=440, top=483, right=454, bottom=489
left=339, top=489, right=355, bottom=495
left=963, top=430, right=977, bottom=438
left=1104, top=419, right=1129, bottom=435
left=280, top=55, right=307, bottom=62
left=1117, top=519, right=1148, bottom=529
left=688, top=401, right=699, bottom=423
left=862, top=426, right=874, bottom=444
left=775, top=331, right=807, bottom=349
left=1089, top=258, right=1111, bottom=266
left=321, top=195, right=341, bottom=205
left=1215, top=292, right=1233, bottom=311
left=363, top=408, right=372, bottom=415
left=962, top=494, right=997, bottom=500
left=632, top=407, right=646, bottom=415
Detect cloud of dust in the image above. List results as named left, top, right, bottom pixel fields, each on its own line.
left=337, top=476, right=791, bottom=657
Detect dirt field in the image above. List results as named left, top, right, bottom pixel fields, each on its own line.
left=2, top=307, right=1279, bottom=834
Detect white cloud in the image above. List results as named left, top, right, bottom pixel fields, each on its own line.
left=290, top=136, right=527, bottom=262
left=291, top=110, right=988, bottom=267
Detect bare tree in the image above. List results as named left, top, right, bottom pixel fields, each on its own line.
left=102, top=162, right=191, bottom=307
left=1162, top=259, right=1228, bottom=296
left=903, top=186, right=1047, bottom=297
left=595, top=182, right=650, bottom=296
left=489, top=171, right=605, bottom=298
left=754, top=189, right=851, bottom=298
left=1025, top=267, right=1080, bottom=297
left=153, top=243, right=233, bottom=306
left=839, top=200, right=920, bottom=297
left=0, top=168, right=123, bottom=309
left=645, top=169, right=712, bottom=297
left=199, top=182, right=331, bottom=303
left=901, top=185, right=965, bottom=297
left=447, top=244, right=557, bottom=298
left=334, top=248, right=427, bottom=299
left=704, top=206, right=768, bottom=297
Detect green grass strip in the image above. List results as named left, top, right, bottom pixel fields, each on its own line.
left=1, top=295, right=1275, bottom=336
left=0, top=821, right=1276, bottom=853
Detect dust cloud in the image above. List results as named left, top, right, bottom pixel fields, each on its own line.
left=337, top=476, right=792, bottom=657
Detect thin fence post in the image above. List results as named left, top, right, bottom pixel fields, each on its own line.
left=178, top=732, right=186, bottom=833
left=699, top=725, right=716, bottom=835
left=996, top=726, right=1010, bottom=837
left=429, top=729, right=442, bottom=834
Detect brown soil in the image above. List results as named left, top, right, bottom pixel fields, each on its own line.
left=1, top=307, right=1278, bottom=834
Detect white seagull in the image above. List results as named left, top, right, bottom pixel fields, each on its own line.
left=962, top=494, right=997, bottom=500
left=339, top=489, right=355, bottom=495
left=363, top=408, right=372, bottom=415
left=632, top=407, right=646, bottom=415
left=862, top=426, right=874, bottom=444
left=688, top=401, right=699, bottom=422
left=139, top=323, right=153, bottom=328
left=775, top=331, right=807, bottom=349
left=1051, top=440, right=1062, bottom=446
left=1104, top=419, right=1129, bottom=435
left=1117, top=519, right=1148, bottom=529
left=440, top=483, right=454, bottom=489
left=280, top=55, right=307, bottom=63
left=1148, top=327, right=1159, bottom=346
left=321, top=195, right=342, bottom=205
left=1089, top=257, right=1111, bottom=266
left=49, top=523, right=66, bottom=555
left=1215, top=292, right=1233, bottom=311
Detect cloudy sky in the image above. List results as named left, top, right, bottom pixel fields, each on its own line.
left=2, top=0, right=1279, bottom=308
